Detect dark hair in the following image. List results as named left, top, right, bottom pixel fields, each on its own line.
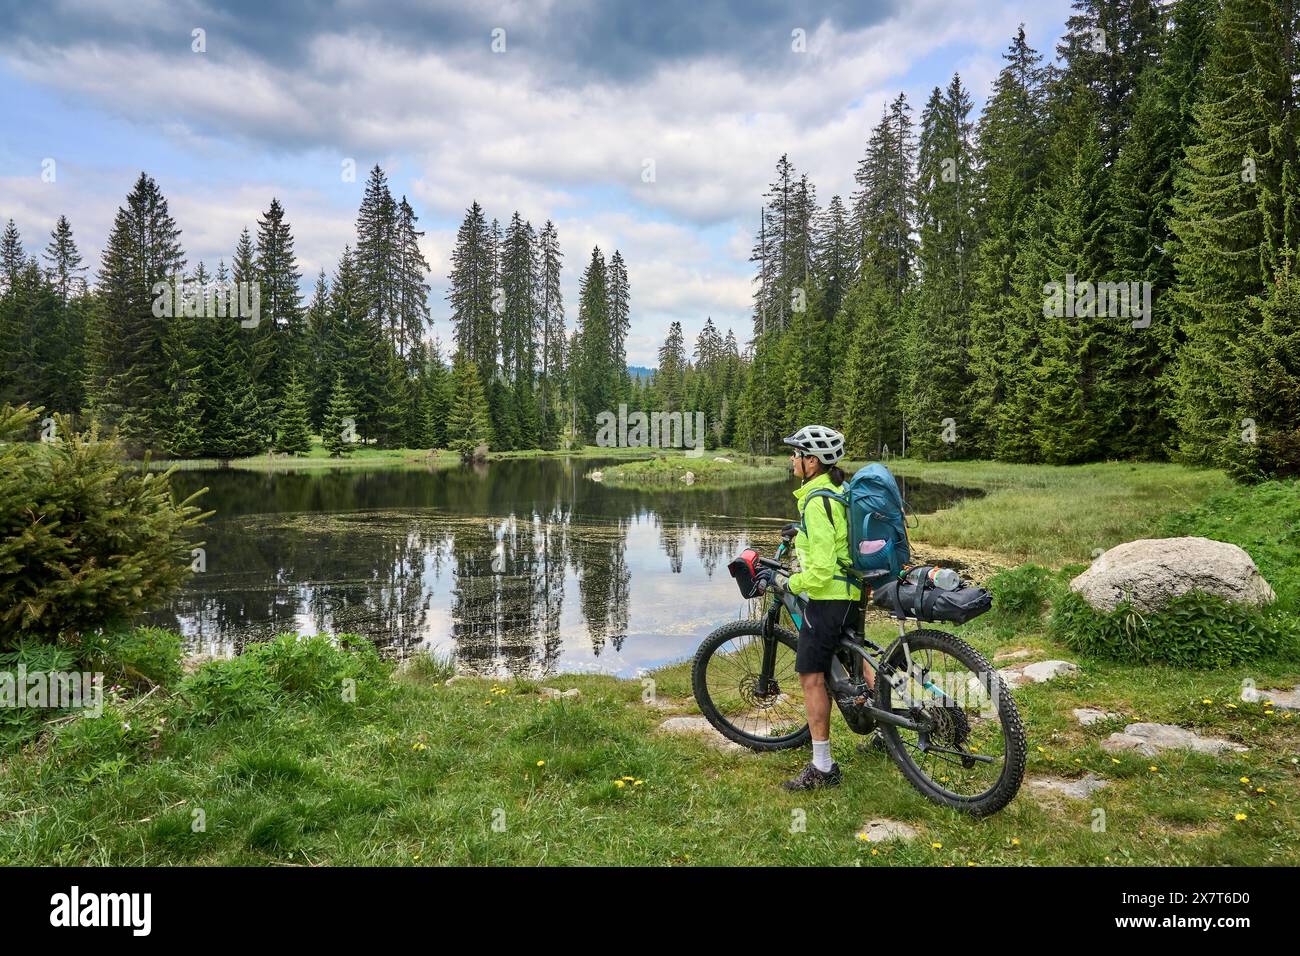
left=829, top=464, right=846, bottom=485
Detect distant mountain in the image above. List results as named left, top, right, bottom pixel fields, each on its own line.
left=628, top=365, right=654, bottom=381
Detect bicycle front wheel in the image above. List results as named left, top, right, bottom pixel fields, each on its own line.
left=691, top=619, right=809, bottom=751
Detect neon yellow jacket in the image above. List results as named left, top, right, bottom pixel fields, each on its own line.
left=787, top=472, right=862, bottom=601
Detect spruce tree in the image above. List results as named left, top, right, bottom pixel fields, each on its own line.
left=446, top=355, right=493, bottom=460
left=1168, top=0, right=1299, bottom=470
left=965, top=26, right=1050, bottom=457
left=447, top=201, right=498, bottom=376
left=395, top=196, right=431, bottom=358
left=86, top=173, right=186, bottom=453
left=537, top=220, right=565, bottom=418
left=253, top=197, right=303, bottom=424
left=274, top=369, right=313, bottom=455
left=322, top=374, right=357, bottom=458
left=1107, top=0, right=1218, bottom=458
left=1236, top=254, right=1300, bottom=478
left=904, top=75, right=978, bottom=459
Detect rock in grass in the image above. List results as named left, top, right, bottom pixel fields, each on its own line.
left=1026, top=773, right=1110, bottom=801
left=1073, top=707, right=1119, bottom=726
left=998, top=660, right=1079, bottom=688
left=856, top=819, right=918, bottom=843
left=1242, top=684, right=1300, bottom=710
left=1069, top=537, right=1275, bottom=613
left=656, top=716, right=748, bottom=753
left=1101, top=722, right=1247, bottom=757
left=540, top=686, right=580, bottom=699
left=993, top=648, right=1033, bottom=663
left=641, top=695, right=686, bottom=711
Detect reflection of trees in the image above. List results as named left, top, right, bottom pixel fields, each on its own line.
left=695, top=525, right=745, bottom=579
left=570, top=516, right=630, bottom=656
left=159, top=457, right=941, bottom=675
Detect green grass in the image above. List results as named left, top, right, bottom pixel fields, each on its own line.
left=873, top=460, right=1233, bottom=567
left=148, top=439, right=669, bottom=471
left=148, top=437, right=454, bottom=471
left=1160, top=479, right=1300, bottom=610
left=597, top=452, right=787, bottom=488
left=1, top=624, right=1295, bottom=866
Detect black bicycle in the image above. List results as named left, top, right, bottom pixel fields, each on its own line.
left=692, top=538, right=1026, bottom=816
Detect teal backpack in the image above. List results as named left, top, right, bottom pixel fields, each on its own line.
left=801, top=463, right=912, bottom=581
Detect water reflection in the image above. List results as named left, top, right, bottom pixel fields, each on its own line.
left=151, top=459, right=981, bottom=677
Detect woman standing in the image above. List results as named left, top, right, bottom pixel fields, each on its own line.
left=760, top=424, right=871, bottom=791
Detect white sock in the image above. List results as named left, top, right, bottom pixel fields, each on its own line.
left=812, top=738, right=833, bottom=772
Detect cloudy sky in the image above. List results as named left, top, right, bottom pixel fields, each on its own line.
left=0, top=0, right=1072, bottom=367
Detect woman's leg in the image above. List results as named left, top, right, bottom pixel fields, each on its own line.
left=798, top=671, right=831, bottom=740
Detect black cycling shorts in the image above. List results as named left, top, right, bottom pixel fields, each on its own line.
left=795, top=599, right=856, bottom=675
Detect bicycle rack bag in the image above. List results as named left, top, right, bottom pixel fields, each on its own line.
left=871, top=577, right=992, bottom=624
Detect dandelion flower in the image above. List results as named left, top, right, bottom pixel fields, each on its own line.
left=1202, top=699, right=1213, bottom=705
left=1011, top=838, right=1020, bottom=847
left=536, top=760, right=545, bottom=767
left=931, top=842, right=943, bottom=849
left=1234, top=812, right=1247, bottom=821
left=613, top=780, right=625, bottom=788
left=1240, top=776, right=1250, bottom=784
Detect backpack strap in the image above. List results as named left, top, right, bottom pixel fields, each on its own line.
left=799, top=489, right=856, bottom=597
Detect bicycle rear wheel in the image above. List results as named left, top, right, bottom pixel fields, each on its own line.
left=875, top=628, right=1026, bottom=816
left=691, top=619, right=809, bottom=751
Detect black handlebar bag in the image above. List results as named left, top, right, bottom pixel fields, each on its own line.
left=871, top=578, right=992, bottom=624
left=727, top=549, right=765, bottom=599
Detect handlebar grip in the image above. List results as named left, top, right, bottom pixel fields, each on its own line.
left=757, top=557, right=788, bottom=571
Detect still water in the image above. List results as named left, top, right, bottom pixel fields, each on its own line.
left=151, top=458, right=981, bottom=678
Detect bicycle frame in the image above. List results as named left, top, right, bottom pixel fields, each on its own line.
left=758, top=540, right=991, bottom=753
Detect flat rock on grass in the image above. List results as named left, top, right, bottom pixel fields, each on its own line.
left=993, top=648, right=1034, bottom=663
left=999, top=660, right=1079, bottom=688
left=856, top=819, right=918, bottom=843
left=1243, top=685, right=1300, bottom=710
left=1101, top=722, right=1247, bottom=757
left=1073, top=707, right=1120, bottom=726
left=1026, top=773, right=1110, bottom=801
left=539, top=686, right=581, bottom=700
left=656, top=716, right=749, bottom=754
left=641, top=695, right=688, bottom=712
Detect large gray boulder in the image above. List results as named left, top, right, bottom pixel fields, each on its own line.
left=1070, top=536, right=1275, bottom=613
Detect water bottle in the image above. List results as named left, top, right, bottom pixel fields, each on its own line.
left=903, top=565, right=961, bottom=590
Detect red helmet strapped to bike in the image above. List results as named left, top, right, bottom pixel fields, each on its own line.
left=783, top=424, right=845, bottom=465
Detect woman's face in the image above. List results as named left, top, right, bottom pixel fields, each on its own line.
left=791, top=451, right=819, bottom=481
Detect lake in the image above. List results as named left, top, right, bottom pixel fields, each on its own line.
left=151, top=457, right=981, bottom=678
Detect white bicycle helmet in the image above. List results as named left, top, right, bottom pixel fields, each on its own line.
left=782, top=424, right=845, bottom=465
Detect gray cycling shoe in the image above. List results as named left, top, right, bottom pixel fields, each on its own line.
left=856, top=730, right=888, bottom=754
left=781, top=761, right=843, bottom=791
